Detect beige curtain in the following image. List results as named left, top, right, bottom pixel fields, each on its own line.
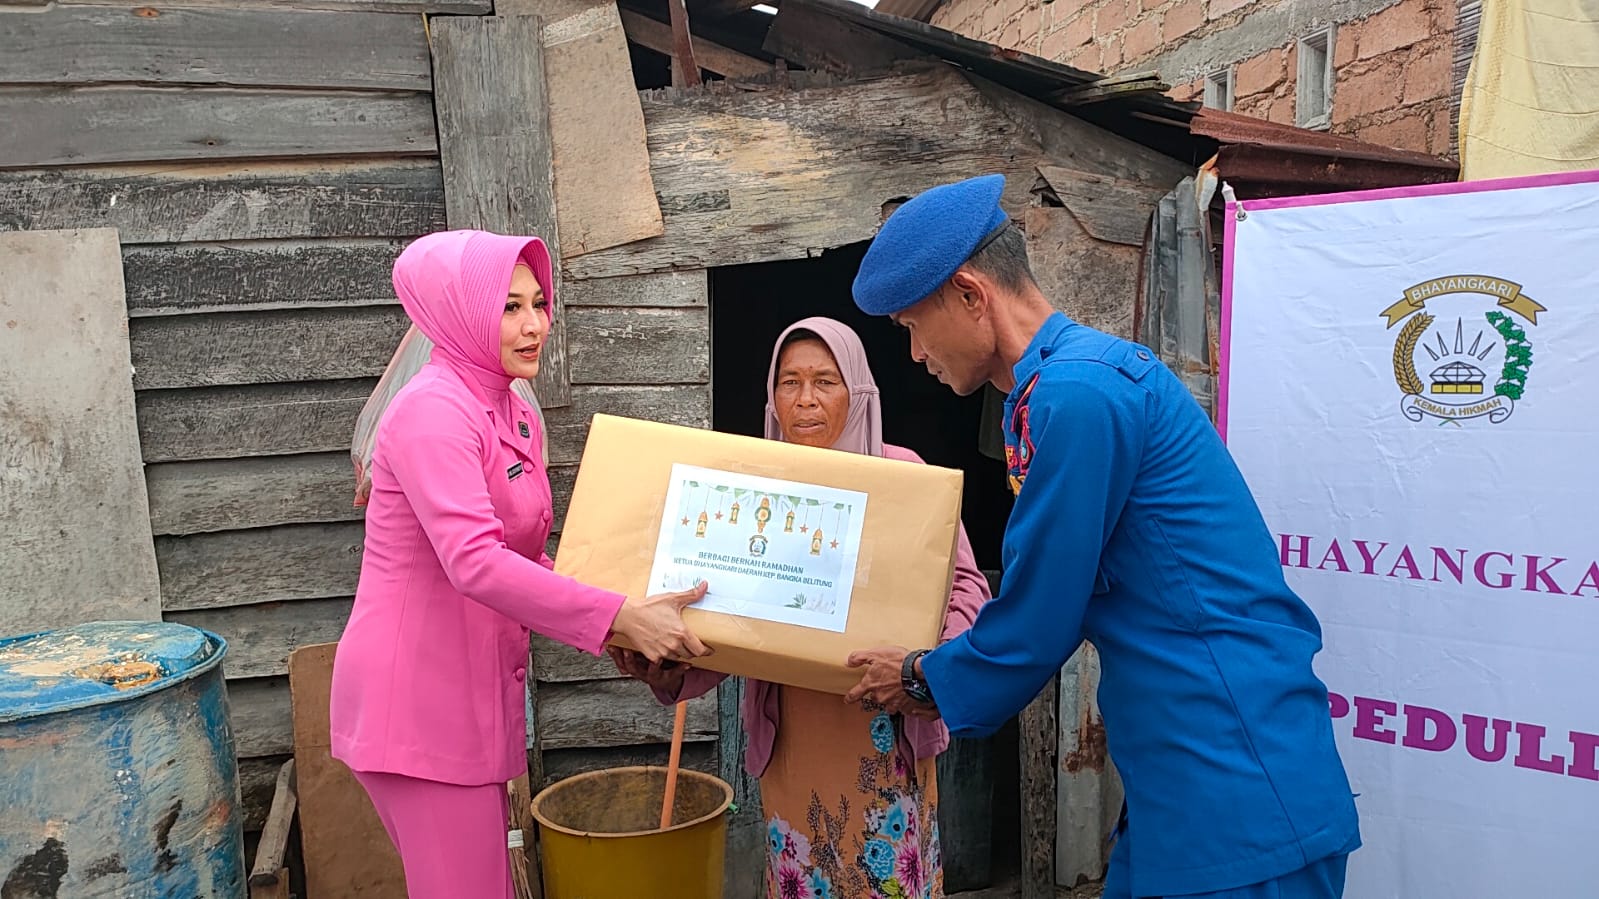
left=1459, top=0, right=1599, bottom=179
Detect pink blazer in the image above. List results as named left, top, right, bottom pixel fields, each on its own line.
left=655, top=444, right=992, bottom=778
left=329, top=358, right=626, bottom=785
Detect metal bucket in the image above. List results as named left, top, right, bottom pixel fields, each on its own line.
left=0, top=621, right=245, bottom=897
left=531, top=766, right=733, bottom=899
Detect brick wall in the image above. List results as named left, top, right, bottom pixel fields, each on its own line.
left=929, top=0, right=1460, bottom=157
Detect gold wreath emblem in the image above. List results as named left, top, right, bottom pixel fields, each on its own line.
left=1392, top=312, right=1434, bottom=396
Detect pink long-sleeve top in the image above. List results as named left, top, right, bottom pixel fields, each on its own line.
left=329, top=355, right=627, bottom=785
left=655, top=443, right=992, bottom=779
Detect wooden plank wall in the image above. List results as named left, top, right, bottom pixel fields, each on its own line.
left=532, top=270, right=718, bottom=786
left=0, top=1, right=454, bottom=829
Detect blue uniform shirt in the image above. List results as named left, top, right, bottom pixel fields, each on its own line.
left=921, top=313, right=1360, bottom=896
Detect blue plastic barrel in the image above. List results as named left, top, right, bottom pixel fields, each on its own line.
left=0, top=621, right=245, bottom=897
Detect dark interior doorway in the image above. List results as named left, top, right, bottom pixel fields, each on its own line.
left=708, top=241, right=1012, bottom=569
left=708, top=242, right=1022, bottom=890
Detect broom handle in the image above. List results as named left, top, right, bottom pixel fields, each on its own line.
left=661, top=700, right=688, bottom=829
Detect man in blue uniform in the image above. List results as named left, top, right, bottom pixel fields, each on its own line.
left=842, top=174, right=1360, bottom=898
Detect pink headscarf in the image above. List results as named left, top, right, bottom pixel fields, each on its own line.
left=390, top=229, right=555, bottom=390
left=764, top=317, right=885, bottom=457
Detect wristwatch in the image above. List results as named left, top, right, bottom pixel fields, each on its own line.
left=901, top=649, right=933, bottom=705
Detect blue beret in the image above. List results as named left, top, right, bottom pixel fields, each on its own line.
left=852, top=173, right=1010, bottom=316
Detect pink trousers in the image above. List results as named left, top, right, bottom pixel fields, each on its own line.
left=353, top=770, right=514, bottom=899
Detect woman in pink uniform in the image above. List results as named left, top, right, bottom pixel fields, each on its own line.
left=329, top=229, right=709, bottom=898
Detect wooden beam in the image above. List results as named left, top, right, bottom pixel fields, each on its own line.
left=566, top=306, right=710, bottom=385
left=536, top=679, right=718, bottom=749
left=619, top=9, right=770, bottom=79
left=666, top=0, right=703, bottom=87
left=1051, top=71, right=1171, bottom=106
left=687, top=0, right=763, bottom=19
left=146, top=453, right=360, bottom=537
left=0, top=87, right=436, bottom=169
left=129, top=305, right=411, bottom=390
left=0, top=6, right=430, bottom=91
left=247, top=759, right=298, bottom=898
left=0, top=161, right=445, bottom=244
left=136, top=379, right=378, bottom=464
left=121, top=240, right=404, bottom=316
left=168, top=598, right=354, bottom=678
left=431, top=14, right=571, bottom=407
left=156, top=522, right=364, bottom=611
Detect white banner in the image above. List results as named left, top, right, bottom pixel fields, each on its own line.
left=1219, top=171, right=1599, bottom=898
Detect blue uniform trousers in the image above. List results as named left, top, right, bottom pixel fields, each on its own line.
left=1103, top=830, right=1350, bottom=899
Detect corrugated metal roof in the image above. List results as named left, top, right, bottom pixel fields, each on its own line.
left=1188, top=107, right=1459, bottom=196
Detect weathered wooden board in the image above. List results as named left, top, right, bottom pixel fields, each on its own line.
left=239, top=755, right=292, bottom=833
left=137, top=379, right=378, bottom=463
left=542, top=741, right=717, bottom=788
left=167, top=597, right=354, bottom=678
left=1023, top=206, right=1141, bottom=341
left=1036, top=166, right=1165, bottom=248
left=432, top=14, right=570, bottom=408
left=537, top=678, right=718, bottom=749
left=566, top=306, right=710, bottom=385
left=563, top=67, right=1054, bottom=280
left=548, top=464, right=576, bottom=532
left=543, top=384, right=711, bottom=465
left=122, top=240, right=403, bottom=316
left=228, top=676, right=294, bottom=758
left=968, top=74, right=1191, bottom=188
left=0, top=6, right=430, bottom=90
left=618, top=8, right=770, bottom=80
left=540, top=4, right=666, bottom=257
left=0, top=228, right=162, bottom=635
left=562, top=269, right=707, bottom=308
left=157, top=521, right=364, bottom=611
left=287, top=642, right=407, bottom=898
left=55, top=0, right=488, bottom=13
left=130, top=305, right=410, bottom=389
left=146, top=452, right=361, bottom=536
left=0, top=87, right=436, bottom=169
left=532, top=633, right=623, bottom=682
left=0, top=161, right=445, bottom=243
left=1020, top=676, right=1060, bottom=899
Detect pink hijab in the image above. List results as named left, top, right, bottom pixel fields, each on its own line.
left=764, top=317, right=885, bottom=457
left=390, top=229, right=555, bottom=391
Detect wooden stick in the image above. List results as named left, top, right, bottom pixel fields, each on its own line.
left=661, top=700, right=689, bottom=829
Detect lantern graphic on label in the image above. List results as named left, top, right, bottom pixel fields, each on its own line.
left=810, top=528, right=824, bottom=556
left=695, top=510, right=708, bottom=538
left=729, top=500, right=740, bottom=524
left=784, top=507, right=795, bottom=533
left=755, top=496, right=772, bottom=534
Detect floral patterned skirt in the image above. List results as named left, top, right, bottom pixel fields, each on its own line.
left=759, top=685, right=943, bottom=899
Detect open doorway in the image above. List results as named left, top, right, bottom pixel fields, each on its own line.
left=708, top=242, right=1022, bottom=891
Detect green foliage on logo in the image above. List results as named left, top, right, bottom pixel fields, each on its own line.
left=1486, top=311, right=1533, bottom=400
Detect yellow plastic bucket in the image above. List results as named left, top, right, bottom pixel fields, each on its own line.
left=530, top=765, right=733, bottom=898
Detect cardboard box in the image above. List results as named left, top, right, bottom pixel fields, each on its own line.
left=554, top=414, right=964, bottom=695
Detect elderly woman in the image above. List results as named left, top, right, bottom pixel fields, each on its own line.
left=613, top=316, right=990, bottom=899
